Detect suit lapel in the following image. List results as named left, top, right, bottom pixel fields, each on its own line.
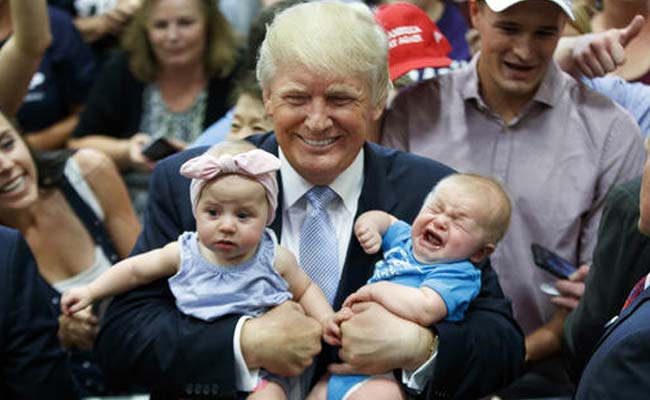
left=594, top=288, right=650, bottom=350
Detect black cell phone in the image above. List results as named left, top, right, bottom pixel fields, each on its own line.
left=141, top=137, right=178, bottom=161
left=531, top=243, right=578, bottom=279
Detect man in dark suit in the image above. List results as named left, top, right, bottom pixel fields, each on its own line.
left=572, top=156, right=650, bottom=398
left=95, top=2, right=524, bottom=399
left=563, top=176, right=650, bottom=382
left=574, top=282, right=650, bottom=399
left=0, top=226, right=76, bottom=399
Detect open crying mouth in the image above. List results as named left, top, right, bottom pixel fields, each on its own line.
left=424, top=230, right=443, bottom=247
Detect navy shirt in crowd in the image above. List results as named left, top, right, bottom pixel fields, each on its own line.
left=3, top=6, right=95, bottom=133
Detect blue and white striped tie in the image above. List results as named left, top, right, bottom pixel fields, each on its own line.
left=299, top=186, right=339, bottom=304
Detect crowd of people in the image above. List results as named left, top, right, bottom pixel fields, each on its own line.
left=1, top=0, right=649, bottom=399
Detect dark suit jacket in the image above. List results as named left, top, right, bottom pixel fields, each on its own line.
left=96, top=134, right=524, bottom=399
left=574, top=286, right=650, bottom=399
left=0, top=226, right=76, bottom=399
left=563, top=177, right=650, bottom=382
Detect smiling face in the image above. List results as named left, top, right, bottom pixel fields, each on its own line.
left=146, top=0, right=207, bottom=70
left=263, top=64, right=383, bottom=185
left=195, top=174, right=269, bottom=266
left=0, top=115, right=38, bottom=214
left=471, top=0, right=566, bottom=105
left=227, top=94, right=273, bottom=140
left=411, top=182, right=493, bottom=264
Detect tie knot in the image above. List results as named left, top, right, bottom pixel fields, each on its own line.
left=306, top=186, right=338, bottom=211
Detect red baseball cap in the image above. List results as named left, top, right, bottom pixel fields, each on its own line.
left=374, top=2, right=453, bottom=81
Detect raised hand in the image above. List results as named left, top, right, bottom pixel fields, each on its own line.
left=354, top=219, right=382, bottom=254
left=563, top=15, right=645, bottom=78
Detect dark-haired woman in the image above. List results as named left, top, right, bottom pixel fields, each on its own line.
left=0, top=112, right=140, bottom=395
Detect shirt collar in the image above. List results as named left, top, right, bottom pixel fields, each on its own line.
left=279, top=147, right=364, bottom=213
left=460, top=53, right=482, bottom=102
left=461, top=52, right=567, bottom=108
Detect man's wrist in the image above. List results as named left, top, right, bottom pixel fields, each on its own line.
left=406, top=327, right=437, bottom=371
left=234, top=316, right=260, bottom=391
left=239, top=317, right=261, bottom=369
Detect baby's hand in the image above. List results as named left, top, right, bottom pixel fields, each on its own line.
left=322, top=314, right=341, bottom=346
left=60, top=287, right=94, bottom=316
left=354, top=220, right=381, bottom=254
left=322, top=308, right=355, bottom=346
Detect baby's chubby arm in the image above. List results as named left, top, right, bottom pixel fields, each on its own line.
left=343, top=281, right=448, bottom=327
left=354, top=211, right=398, bottom=254
left=60, top=242, right=181, bottom=315
left=274, top=246, right=336, bottom=343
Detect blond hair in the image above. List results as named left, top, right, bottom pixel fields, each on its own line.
left=426, top=173, right=512, bottom=244
left=256, top=1, right=391, bottom=109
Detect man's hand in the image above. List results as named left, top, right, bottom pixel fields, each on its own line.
left=58, top=306, right=99, bottom=350
left=551, top=263, right=590, bottom=310
left=556, top=15, right=645, bottom=78
left=329, top=302, right=434, bottom=375
left=342, top=284, right=377, bottom=308
left=240, top=301, right=322, bottom=377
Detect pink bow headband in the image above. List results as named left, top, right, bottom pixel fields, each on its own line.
left=179, top=149, right=281, bottom=225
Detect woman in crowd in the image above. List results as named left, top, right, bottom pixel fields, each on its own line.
left=0, top=112, right=140, bottom=395
left=69, top=0, right=239, bottom=172
left=69, top=0, right=239, bottom=216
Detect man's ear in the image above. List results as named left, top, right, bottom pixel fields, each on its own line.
left=469, top=243, right=495, bottom=263
left=469, top=0, right=481, bottom=27
left=371, top=104, right=384, bottom=122
left=262, top=89, right=274, bottom=117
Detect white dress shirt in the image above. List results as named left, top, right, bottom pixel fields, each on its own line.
left=233, top=147, right=435, bottom=395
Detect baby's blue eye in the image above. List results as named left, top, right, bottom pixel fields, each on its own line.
left=208, top=209, right=218, bottom=217
left=237, top=212, right=249, bottom=219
